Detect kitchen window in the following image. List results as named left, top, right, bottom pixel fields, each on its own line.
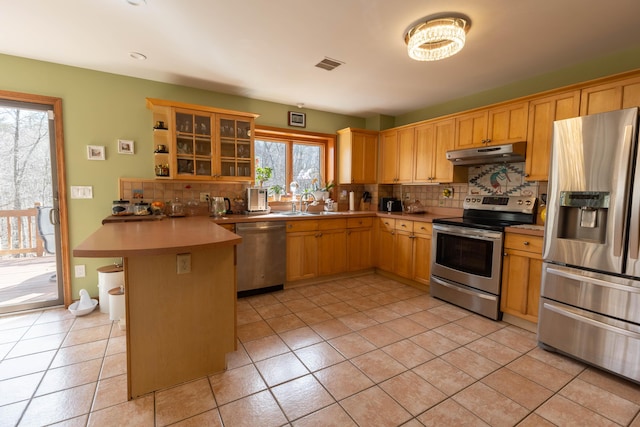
left=254, top=127, right=335, bottom=196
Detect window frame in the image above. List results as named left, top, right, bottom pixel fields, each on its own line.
left=254, top=126, right=335, bottom=195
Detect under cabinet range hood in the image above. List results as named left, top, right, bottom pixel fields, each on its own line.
left=446, top=141, right=527, bottom=165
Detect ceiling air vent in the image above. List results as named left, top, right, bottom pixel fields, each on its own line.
left=315, top=57, right=344, bottom=71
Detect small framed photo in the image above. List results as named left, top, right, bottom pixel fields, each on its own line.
left=87, top=145, right=105, bottom=160
left=288, top=111, right=306, bottom=128
left=118, top=139, right=135, bottom=155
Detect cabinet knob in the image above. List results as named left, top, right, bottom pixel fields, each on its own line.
left=504, top=253, right=508, bottom=257
left=401, top=224, right=406, bottom=228
left=523, top=241, right=530, bottom=246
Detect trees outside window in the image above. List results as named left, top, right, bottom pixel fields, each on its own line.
left=254, top=139, right=324, bottom=196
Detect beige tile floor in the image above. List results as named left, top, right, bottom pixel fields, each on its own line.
left=1, top=273, right=639, bottom=426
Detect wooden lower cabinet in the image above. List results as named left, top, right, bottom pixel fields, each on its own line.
left=412, top=222, right=432, bottom=285
left=286, top=230, right=318, bottom=282
left=501, top=233, right=543, bottom=323
left=286, top=218, right=350, bottom=282
left=375, top=218, right=432, bottom=285
left=376, top=218, right=395, bottom=272
left=346, top=217, right=373, bottom=271
left=318, top=228, right=347, bottom=276
left=393, top=219, right=414, bottom=279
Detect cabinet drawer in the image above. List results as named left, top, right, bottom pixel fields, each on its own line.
left=319, top=218, right=347, bottom=230
left=347, top=217, right=373, bottom=228
left=378, top=218, right=395, bottom=231
left=413, top=221, right=432, bottom=236
left=286, top=220, right=319, bottom=233
left=504, top=233, right=543, bottom=253
left=395, top=219, right=413, bottom=232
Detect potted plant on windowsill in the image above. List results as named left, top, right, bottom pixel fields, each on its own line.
left=312, top=179, right=334, bottom=201
left=255, top=166, right=272, bottom=188
left=270, top=184, right=284, bottom=201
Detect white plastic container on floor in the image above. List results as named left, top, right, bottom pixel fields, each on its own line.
left=108, top=287, right=125, bottom=321
left=97, top=264, right=124, bottom=314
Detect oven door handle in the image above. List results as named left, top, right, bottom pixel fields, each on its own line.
left=433, top=224, right=502, bottom=241
left=431, top=276, right=497, bottom=301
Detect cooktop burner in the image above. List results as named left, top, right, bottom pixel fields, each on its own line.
left=433, top=195, right=538, bottom=231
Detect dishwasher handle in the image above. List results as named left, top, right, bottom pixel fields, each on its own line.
left=236, top=221, right=286, bottom=232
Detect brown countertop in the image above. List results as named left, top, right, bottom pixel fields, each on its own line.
left=505, top=224, right=545, bottom=237
left=210, top=209, right=458, bottom=224
left=74, top=216, right=241, bottom=257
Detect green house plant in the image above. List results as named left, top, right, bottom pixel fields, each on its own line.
left=255, top=166, right=272, bottom=187
left=270, top=184, right=284, bottom=201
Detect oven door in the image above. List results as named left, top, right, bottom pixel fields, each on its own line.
left=431, top=223, right=504, bottom=294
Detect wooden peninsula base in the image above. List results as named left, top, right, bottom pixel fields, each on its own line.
left=73, top=217, right=240, bottom=399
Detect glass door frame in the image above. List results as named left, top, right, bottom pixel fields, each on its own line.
left=0, top=89, right=70, bottom=310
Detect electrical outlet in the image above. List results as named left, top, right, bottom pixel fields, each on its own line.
left=74, top=265, right=86, bottom=278
left=404, top=192, right=411, bottom=199
left=199, top=192, right=210, bottom=202
left=176, top=253, right=191, bottom=274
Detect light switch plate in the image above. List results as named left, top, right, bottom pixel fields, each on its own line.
left=70, top=186, right=93, bottom=199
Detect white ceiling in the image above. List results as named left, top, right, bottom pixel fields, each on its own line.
left=2, top=0, right=640, bottom=118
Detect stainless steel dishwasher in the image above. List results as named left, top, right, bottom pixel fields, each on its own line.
left=235, top=221, right=286, bottom=297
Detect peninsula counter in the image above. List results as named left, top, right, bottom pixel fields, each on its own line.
left=74, top=216, right=241, bottom=399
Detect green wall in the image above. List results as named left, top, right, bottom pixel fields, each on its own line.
left=393, top=46, right=640, bottom=126
left=0, top=53, right=366, bottom=298
left=3, top=45, right=640, bottom=300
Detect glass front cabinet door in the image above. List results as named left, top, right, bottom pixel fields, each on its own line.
left=175, top=109, right=213, bottom=178
left=218, top=115, right=254, bottom=180
left=146, top=98, right=258, bottom=182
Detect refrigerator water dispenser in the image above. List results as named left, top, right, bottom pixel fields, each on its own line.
left=557, top=191, right=609, bottom=243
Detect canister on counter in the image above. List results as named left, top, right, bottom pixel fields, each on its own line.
left=112, top=200, right=131, bottom=216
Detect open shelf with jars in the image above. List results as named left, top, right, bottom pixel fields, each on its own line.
left=152, top=105, right=172, bottom=179
left=146, top=98, right=258, bottom=182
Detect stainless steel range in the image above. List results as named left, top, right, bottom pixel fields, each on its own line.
left=430, top=195, right=537, bottom=320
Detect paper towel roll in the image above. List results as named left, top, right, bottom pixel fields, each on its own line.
left=349, top=191, right=355, bottom=211
left=98, top=265, right=124, bottom=314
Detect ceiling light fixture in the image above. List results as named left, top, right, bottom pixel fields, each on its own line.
left=404, top=16, right=469, bottom=61
left=129, top=52, right=147, bottom=60
left=126, top=0, right=146, bottom=5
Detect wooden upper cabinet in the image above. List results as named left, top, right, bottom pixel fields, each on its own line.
left=454, top=110, right=488, bottom=149
left=146, top=98, right=258, bottom=182
left=525, top=90, right=581, bottom=181
left=487, top=101, right=529, bottom=144
left=337, top=128, right=378, bottom=184
left=379, top=128, right=414, bottom=184
left=580, top=75, right=640, bottom=116
left=454, top=101, right=528, bottom=149
left=414, top=118, right=457, bottom=183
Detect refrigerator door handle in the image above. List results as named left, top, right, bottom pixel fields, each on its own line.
left=543, top=301, right=640, bottom=339
left=546, top=265, right=640, bottom=294
left=614, top=125, right=634, bottom=257
left=629, top=124, right=640, bottom=261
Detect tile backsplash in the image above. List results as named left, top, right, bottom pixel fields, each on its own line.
left=120, top=162, right=548, bottom=215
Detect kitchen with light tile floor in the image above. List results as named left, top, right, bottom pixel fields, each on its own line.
left=1, top=273, right=639, bottom=426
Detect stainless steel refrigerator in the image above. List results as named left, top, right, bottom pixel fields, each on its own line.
left=539, top=107, right=640, bottom=383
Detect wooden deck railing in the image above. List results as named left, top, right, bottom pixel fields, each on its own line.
left=0, top=203, right=44, bottom=257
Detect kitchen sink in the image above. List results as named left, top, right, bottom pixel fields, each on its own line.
left=267, top=211, right=341, bottom=217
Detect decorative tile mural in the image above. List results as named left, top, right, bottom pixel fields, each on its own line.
left=468, top=162, right=538, bottom=196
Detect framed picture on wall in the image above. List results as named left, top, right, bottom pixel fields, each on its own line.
left=87, top=145, right=105, bottom=160
left=288, top=111, right=306, bottom=128
left=118, top=139, right=135, bottom=154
